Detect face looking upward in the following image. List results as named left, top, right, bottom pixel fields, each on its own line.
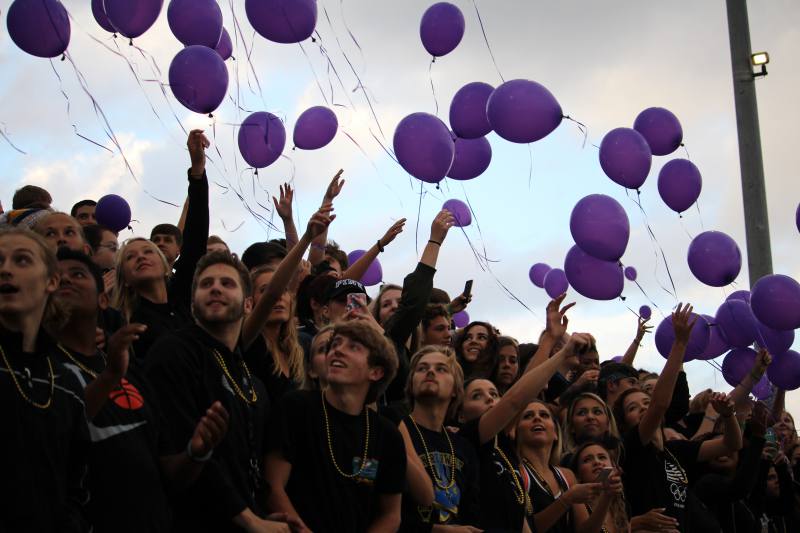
left=325, top=333, right=383, bottom=390
left=460, top=378, right=499, bottom=423
left=571, top=397, right=609, bottom=441
left=120, top=240, right=167, bottom=287
left=461, top=325, right=489, bottom=363
left=575, top=444, right=614, bottom=484
left=192, top=263, right=246, bottom=326
left=378, top=288, right=401, bottom=325
left=423, top=315, right=452, bottom=347
left=411, top=351, right=456, bottom=404
left=517, top=401, right=558, bottom=449
left=0, top=233, right=58, bottom=322
left=74, top=205, right=96, bottom=226
left=496, top=345, right=519, bottom=388
left=151, top=234, right=180, bottom=266
left=36, top=214, right=88, bottom=253
left=252, top=271, right=292, bottom=324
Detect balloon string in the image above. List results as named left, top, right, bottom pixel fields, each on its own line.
left=338, top=0, right=367, bottom=75
left=415, top=181, right=425, bottom=258
left=632, top=279, right=667, bottom=320
left=458, top=182, right=496, bottom=265
left=316, top=9, right=360, bottom=110
left=298, top=42, right=331, bottom=106
left=0, top=123, right=26, bottom=154
left=681, top=143, right=691, bottom=160
left=221, top=219, right=245, bottom=233
left=471, top=0, right=505, bottom=83
left=369, top=129, right=399, bottom=164
left=695, top=197, right=707, bottom=231
left=341, top=130, right=403, bottom=206
left=627, top=189, right=679, bottom=301
left=678, top=215, right=695, bottom=242
left=563, top=115, right=589, bottom=149
left=428, top=58, right=440, bottom=116
left=527, top=144, right=534, bottom=190
left=227, top=0, right=266, bottom=104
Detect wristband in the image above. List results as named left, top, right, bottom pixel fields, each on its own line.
left=428, top=239, right=442, bottom=246
left=750, top=370, right=764, bottom=382
left=557, top=496, right=571, bottom=511
left=186, top=439, right=213, bottom=463
left=311, top=242, right=326, bottom=252
left=376, top=240, right=385, bottom=253
left=704, top=415, right=718, bottom=423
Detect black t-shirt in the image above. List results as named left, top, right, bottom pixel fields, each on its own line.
left=244, top=334, right=298, bottom=408
left=622, top=426, right=701, bottom=529
left=55, top=347, right=171, bottom=533
left=271, top=389, right=406, bottom=533
left=400, top=415, right=480, bottom=531
left=460, top=418, right=528, bottom=532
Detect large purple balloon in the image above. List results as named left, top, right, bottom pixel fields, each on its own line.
left=529, top=263, right=551, bottom=288
left=246, top=0, right=317, bottom=44
left=599, top=128, right=652, bottom=189
left=569, top=194, right=630, bottom=262
left=487, top=79, right=563, bottom=144
left=215, top=27, right=233, bottom=60
left=293, top=106, right=338, bottom=150
left=715, top=299, right=758, bottom=349
left=347, top=250, right=382, bottom=287
left=654, top=313, right=710, bottom=360
left=624, top=266, right=637, bottom=281
left=658, top=159, right=702, bottom=213
left=452, top=310, right=470, bottom=329
left=727, top=290, right=751, bottom=304
left=687, top=231, right=741, bottom=287
left=755, top=320, right=795, bottom=355
left=238, top=112, right=286, bottom=169
left=7, top=0, right=70, bottom=58
left=169, top=45, right=229, bottom=114
left=95, top=194, right=132, bottom=232
left=639, top=305, right=652, bottom=319
left=722, top=348, right=757, bottom=387
left=564, top=245, right=624, bottom=301
left=442, top=199, right=471, bottom=227
left=752, top=374, right=772, bottom=401
left=167, top=0, right=222, bottom=48
left=767, top=350, right=800, bottom=391
left=393, top=113, right=454, bottom=184
left=419, top=2, right=464, bottom=57
left=544, top=268, right=569, bottom=299
left=751, top=274, right=800, bottom=331
left=449, top=82, right=493, bottom=139
left=633, top=107, right=683, bottom=156
left=92, top=0, right=115, bottom=33
left=697, top=314, right=729, bottom=360
left=104, top=0, right=164, bottom=39
left=447, top=136, right=492, bottom=181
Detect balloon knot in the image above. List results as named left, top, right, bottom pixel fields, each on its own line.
left=113, top=33, right=117, bottom=39
left=636, top=189, right=641, bottom=196
left=208, top=113, right=214, bottom=118
left=435, top=183, right=441, bottom=190
left=620, top=295, right=627, bottom=301
left=231, top=55, right=236, bottom=61
left=254, top=169, right=259, bottom=176
left=128, top=39, right=133, bottom=46
left=292, top=146, right=296, bottom=151
left=61, top=54, right=66, bottom=62
left=312, top=37, right=317, bottom=43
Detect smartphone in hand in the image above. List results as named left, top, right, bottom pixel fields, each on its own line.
left=463, top=279, right=473, bottom=299
left=346, top=292, right=367, bottom=313
left=595, top=467, right=614, bottom=486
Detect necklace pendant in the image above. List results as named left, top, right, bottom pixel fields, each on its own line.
left=23, top=367, right=33, bottom=389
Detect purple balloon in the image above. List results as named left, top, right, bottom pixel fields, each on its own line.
left=529, top=263, right=551, bottom=288
left=721, top=348, right=757, bottom=387
left=419, top=2, right=464, bottom=57
left=167, top=0, right=222, bottom=48
left=755, top=320, right=795, bottom=355
left=95, top=194, right=131, bottom=232
left=346, top=250, right=382, bottom=287
left=238, top=112, right=286, bottom=169
left=687, top=231, right=742, bottom=287
left=796, top=203, right=800, bottom=234
left=486, top=79, right=563, bottom=144
left=599, top=128, right=652, bottom=190
left=7, top=0, right=70, bottom=58
left=767, top=350, right=800, bottom=391
left=752, top=374, right=772, bottom=400
left=639, top=305, right=652, bottom=319
left=654, top=313, right=710, bottom=360
left=697, top=314, right=729, bottom=360
left=92, top=0, right=116, bottom=33
left=442, top=199, right=471, bottom=227
left=215, top=27, right=233, bottom=60
left=293, top=106, right=338, bottom=150
left=104, top=0, right=163, bottom=39
left=447, top=136, right=492, bottom=181
left=569, top=194, right=630, bottom=262
left=564, top=245, right=624, bottom=301
left=449, top=82, right=494, bottom=139
left=169, top=45, right=228, bottom=114
left=245, top=0, right=317, bottom=44
left=393, top=113, right=454, bottom=184
left=543, top=268, right=569, bottom=299
left=751, top=274, right=800, bottom=331
left=633, top=107, right=683, bottom=156
left=715, top=299, right=758, bottom=349
left=657, top=159, right=702, bottom=213
left=727, top=290, right=751, bottom=304
left=624, top=266, right=637, bottom=281
left=452, top=310, right=470, bottom=329
left=610, top=355, right=624, bottom=363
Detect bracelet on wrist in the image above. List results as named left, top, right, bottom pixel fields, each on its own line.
left=428, top=239, right=442, bottom=246
left=557, top=495, right=571, bottom=511
left=186, top=439, right=213, bottom=463
left=376, top=240, right=385, bottom=253
left=704, top=415, right=719, bottom=423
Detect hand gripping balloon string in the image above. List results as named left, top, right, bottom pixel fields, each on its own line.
left=471, top=0, right=505, bottom=83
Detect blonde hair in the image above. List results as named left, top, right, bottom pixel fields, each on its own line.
left=564, top=392, right=620, bottom=453
left=303, top=325, right=335, bottom=391
left=112, top=237, right=170, bottom=322
left=405, top=345, right=465, bottom=421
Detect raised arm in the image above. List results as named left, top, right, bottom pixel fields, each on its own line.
left=272, top=183, right=299, bottom=250
left=529, top=294, right=574, bottom=371
left=730, top=349, right=771, bottom=408
left=419, top=209, right=454, bottom=269
left=341, top=218, right=406, bottom=281
left=697, top=392, right=743, bottom=461
left=83, top=324, right=144, bottom=419
left=621, top=316, right=652, bottom=367
left=308, top=170, right=344, bottom=266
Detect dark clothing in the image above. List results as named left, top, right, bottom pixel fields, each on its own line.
left=243, top=334, right=299, bottom=408
left=55, top=348, right=172, bottom=533
left=0, top=328, right=90, bottom=532
left=749, top=459, right=800, bottom=533
left=523, top=463, right=572, bottom=533
left=271, top=389, right=406, bottom=533
left=544, top=372, right=571, bottom=404
left=665, top=371, right=691, bottom=428
left=131, top=171, right=209, bottom=359
left=146, top=324, right=269, bottom=532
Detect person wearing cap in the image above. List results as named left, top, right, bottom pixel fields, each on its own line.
left=324, top=278, right=369, bottom=323
left=598, top=362, right=640, bottom=408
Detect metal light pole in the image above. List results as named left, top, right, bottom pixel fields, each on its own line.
left=725, top=0, right=773, bottom=286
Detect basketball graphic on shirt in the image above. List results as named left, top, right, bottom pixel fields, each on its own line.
left=109, top=378, right=144, bottom=410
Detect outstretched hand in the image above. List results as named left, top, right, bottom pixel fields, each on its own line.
left=190, top=401, right=229, bottom=458
left=708, top=392, right=735, bottom=418
left=188, top=129, right=210, bottom=175
left=272, top=183, right=294, bottom=221
left=546, top=293, right=575, bottom=340
left=635, top=316, right=653, bottom=342
left=305, top=203, right=335, bottom=240
left=430, top=209, right=455, bottom=243
left=323, top=169, right=345, bottom=203
left=379, top=218, right=406, bottom=248
left=671, top=303, right=697, bottom=345
left=105, top=323, right=146, bottom=381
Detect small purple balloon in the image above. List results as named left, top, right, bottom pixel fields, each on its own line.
left=564, top=245, right=624, bottom=301
left=167, top=0, right=223, bottom=48
left=751, top=274, right=800, bottom=331
left=95, top=194, right=132, bottom=232
left=658, top=159, right=702, bottom=213
left=529, top=263, right=551, bottom=288
left=486, top=79, right=563, bottom=144
left=446, top=136, right=492, bottom=181
left=624, top=266, right=637, bottom=281
left=442, top=199, right=471, bottom=227
left=245, top=0, right=317, bottom=44
left=569, top=194, right=630, bottom=262
left=599, top=128, right=652, bottom=190
left=727, top=290, right=751, bottom=304
left=721, top=348, right=757, bottom=387
left=419, top=2, right=465, bottom=57
left=767, top=350, right=800, bottom=391
left=696, top=314, right=730, bottom=361
left=449, top=82, right=494, bottom=139
left=796, top=203, right=800, bottom=234
left=393, top=113, right=454, bottom=184
left=215, top=27, right=233, bottom=60
left=7, top=0, right=71, bottom=58
left=639, top=305, right=652, bottom=319
left=755, top=320, right=795, bottom=355
left=104, top=0, right=164, bottom=39
left=293, top=106, right=338, bottom=150
left=452, top=310, right=470, bottom=329
left=610, top=355, right=624, bottom=363
left=169, top=45, right=229, bottom=114
left=654, top=313, right=710, bottom=360
left=544, top=268, right=569, bottom=299
left=346, top=250, right=382, bottom=287
left=92, top=0, right=116, bottom=33
left=238, top=112, right=286, bottom=169
left=752, top=374, right=772, bottom=400
left=633, top=107, right=683, bottom=156
left=715, top=299, right=758, bottom=349
left=687, top=231, right=742, bottom=287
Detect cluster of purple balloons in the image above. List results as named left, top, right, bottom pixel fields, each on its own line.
left=528, top=263, right=569, bottom=300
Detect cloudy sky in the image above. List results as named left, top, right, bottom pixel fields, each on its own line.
left=2, top=1, right=799, bottom=408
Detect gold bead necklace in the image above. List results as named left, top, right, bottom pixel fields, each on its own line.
left=0, top=343, right=54, bottom=409
left=408, top=414, right=456, bottom=490
left=494, top=436, right=533, bottom=515
left=212, top=349, right=258, bottom=404
left=321, top=389, right=370, bottom=478
left=57, top=344, right=106, bottom=379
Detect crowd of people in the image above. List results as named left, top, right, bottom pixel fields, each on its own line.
left=1, top=130, right=799, bottom=533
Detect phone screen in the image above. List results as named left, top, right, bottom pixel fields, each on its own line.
left=596, top=468, right=613, bottom=484
left=346, top=292, right=367, bottom=312
left=463, top=279, right=473, bottom=298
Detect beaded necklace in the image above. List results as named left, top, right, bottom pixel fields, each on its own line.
left=321, top=390, right=370, bottom=479
left=494, top=436, right=533, bottom=515
left=212, top=349, right=258, bottom=404
left=57, top=344, right=106, bottom=379
left=0, top=343, right=54, bottom=409
left=409, top=414, right=456, bottom=490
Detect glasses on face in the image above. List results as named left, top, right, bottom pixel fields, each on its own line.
left=98, top=243, right=118, bottom=253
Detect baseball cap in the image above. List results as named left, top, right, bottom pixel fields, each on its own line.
left=325, top=278, right=367, bottom=303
